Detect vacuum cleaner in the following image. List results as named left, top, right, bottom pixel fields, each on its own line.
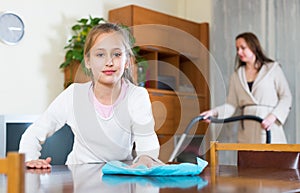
left=168, top=115, right=269, bottom=162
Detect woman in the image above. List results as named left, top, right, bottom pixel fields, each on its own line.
left=201, top=32, right=292, bottom=144
left=19, top=23, right=162, bottom=169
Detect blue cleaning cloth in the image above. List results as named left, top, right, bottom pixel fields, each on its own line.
left=102, top=157, right=208, bottom=176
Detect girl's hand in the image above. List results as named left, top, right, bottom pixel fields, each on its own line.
left=25, top=157, right=52, bottom=169
left=129, top=155, right=164, bottom=168
left=261, top=114, right=277, bottom=130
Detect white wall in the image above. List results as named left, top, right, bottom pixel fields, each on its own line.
left=0, top=0, right=212, bottom=114
left=177, top=0, right=211, bottom=23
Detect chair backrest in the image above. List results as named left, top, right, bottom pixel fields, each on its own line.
left=0, top=152, right=25, bottom=193
left=238, top=151, right=300, bottom=169
left=210, top=141, right=300, bottom=169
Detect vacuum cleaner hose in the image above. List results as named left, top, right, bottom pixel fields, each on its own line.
left=184, top=115, right=270, bottom=144
left=168, top=115, right=270, bottom=162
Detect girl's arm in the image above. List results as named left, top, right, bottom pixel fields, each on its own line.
left=19, top=84, right=73, bottom=168
left=129, top=86, right=162, bottom=167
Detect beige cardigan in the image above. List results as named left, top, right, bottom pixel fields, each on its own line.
left=214, top=62, right=292, bottom=143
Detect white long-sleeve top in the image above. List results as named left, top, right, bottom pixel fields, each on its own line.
left=19, top=81, right=160, bottom=164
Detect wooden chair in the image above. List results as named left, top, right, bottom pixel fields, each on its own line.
left=210, top=141, right=300, bottom=169
left=0, top=152, right=25, bottom=193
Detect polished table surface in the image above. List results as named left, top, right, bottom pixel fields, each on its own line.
left=1, top=164, right=300, bottom=193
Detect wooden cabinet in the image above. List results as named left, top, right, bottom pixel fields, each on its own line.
left=63, top=61, right=91, bottom=88
left=109, top=5, right=210, bottom=162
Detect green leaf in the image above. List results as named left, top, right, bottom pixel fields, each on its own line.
left=72, top=24, right=81, bottom=31
left=78, top=18, right=88, bottom=25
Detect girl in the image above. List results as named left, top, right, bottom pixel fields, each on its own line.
left=19, top=23, right=161, bottom=168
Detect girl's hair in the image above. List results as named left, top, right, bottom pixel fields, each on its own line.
left=84, top=22, right=135, bottom=83
left=235, top=32, right=274, bottom=71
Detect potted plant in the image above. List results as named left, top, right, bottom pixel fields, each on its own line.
left=60, top=15, right=148, bottom=88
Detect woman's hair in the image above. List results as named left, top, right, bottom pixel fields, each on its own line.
left=84, top=22, right=135, bottom=83
left=235, top=32, right=274, bottom=71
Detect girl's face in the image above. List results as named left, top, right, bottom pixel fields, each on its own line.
left=236, top=38, right=256, bottom=64
left=85, top=32, right=128, bottom=86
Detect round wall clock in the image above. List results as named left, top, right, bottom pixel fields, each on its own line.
left=0, top=12, right=25, bottom=45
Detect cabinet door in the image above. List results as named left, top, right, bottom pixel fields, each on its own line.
left=149, top=91, right=176, bottom=135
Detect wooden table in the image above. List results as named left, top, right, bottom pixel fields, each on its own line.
left=1, top=164, right=300, bottom=193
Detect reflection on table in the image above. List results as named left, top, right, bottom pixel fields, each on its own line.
left=208, top=166, right=300, bottom=193
left=1, top=164, right=300, bottom=193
